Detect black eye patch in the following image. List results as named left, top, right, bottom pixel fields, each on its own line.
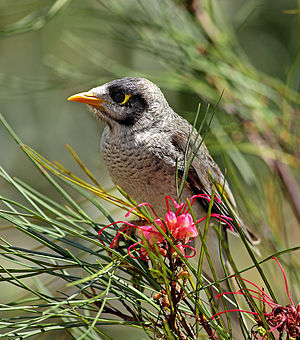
left=109, top=88, right=125, bottom=103
left=126, top=95, right=147, bottom=112
left=116, top=95, right=148, bottom=126
left=108, top=84, right=148, bottom=126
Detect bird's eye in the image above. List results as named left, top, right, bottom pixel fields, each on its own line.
left=110, top=90, right=125, bottom=104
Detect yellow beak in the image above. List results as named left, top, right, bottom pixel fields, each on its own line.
left=67, top=91, right=106, bottom=108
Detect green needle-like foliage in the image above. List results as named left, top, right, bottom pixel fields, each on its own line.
left=0, top=1, right=300, bottom=339
left=1, top=111, right=299, bottom=339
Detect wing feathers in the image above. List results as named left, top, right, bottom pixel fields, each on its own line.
left=171, top=130, right=260, bottom=246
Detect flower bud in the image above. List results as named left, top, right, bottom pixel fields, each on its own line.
left=178, top=271, right=190, bottom=280
left=153, top=292, right=162, bottom=300
left=162, top=296, right=169, bottom=308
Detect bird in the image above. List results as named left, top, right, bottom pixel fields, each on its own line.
left=68, top=77, right=259, bottom=338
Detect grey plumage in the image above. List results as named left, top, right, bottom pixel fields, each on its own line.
left=92, top=78, right=232, bottom=212
left=69, top=77, right=259, bottom=338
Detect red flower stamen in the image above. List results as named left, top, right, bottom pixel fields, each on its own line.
left=239, top=277, right=276, bottom=305
left=99, top=195, right=237, bottom=261
left=165, top=196, right=185, bottom=215
left=210, top=258, right=299, bottom=339
left=98, top=221, right=138, bottom=248
left=211, top=309, right=263, bottom=320
left=272, top=257, right=295, bottom=308
left=125, top=202, right=159, bottom=219
left=216, top=290, right=276, bottom=309
left=196, top=213, right=234, bottom=232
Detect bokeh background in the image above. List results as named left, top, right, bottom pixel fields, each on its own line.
left=0, top=0, right=299, bottom=339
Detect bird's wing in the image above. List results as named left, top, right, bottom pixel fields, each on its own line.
left=171, top=128, right=260, bottom=246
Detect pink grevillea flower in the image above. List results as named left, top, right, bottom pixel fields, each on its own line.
left=98, top=194, right=233, bottom=260
left=211, top=257, right=300, bottom=339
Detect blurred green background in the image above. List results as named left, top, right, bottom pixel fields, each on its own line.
left=0, top=0, right=299, bottom=339
left=1, top=0, right=298, bottom=192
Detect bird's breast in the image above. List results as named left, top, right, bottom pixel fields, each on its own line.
left=101, top=132, right=180, bottom=216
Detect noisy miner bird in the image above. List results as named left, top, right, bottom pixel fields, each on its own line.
left=68, top=77, right=259, bottom=338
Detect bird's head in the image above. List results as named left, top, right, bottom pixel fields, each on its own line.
left=68, top=77, right=169, bottom=129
